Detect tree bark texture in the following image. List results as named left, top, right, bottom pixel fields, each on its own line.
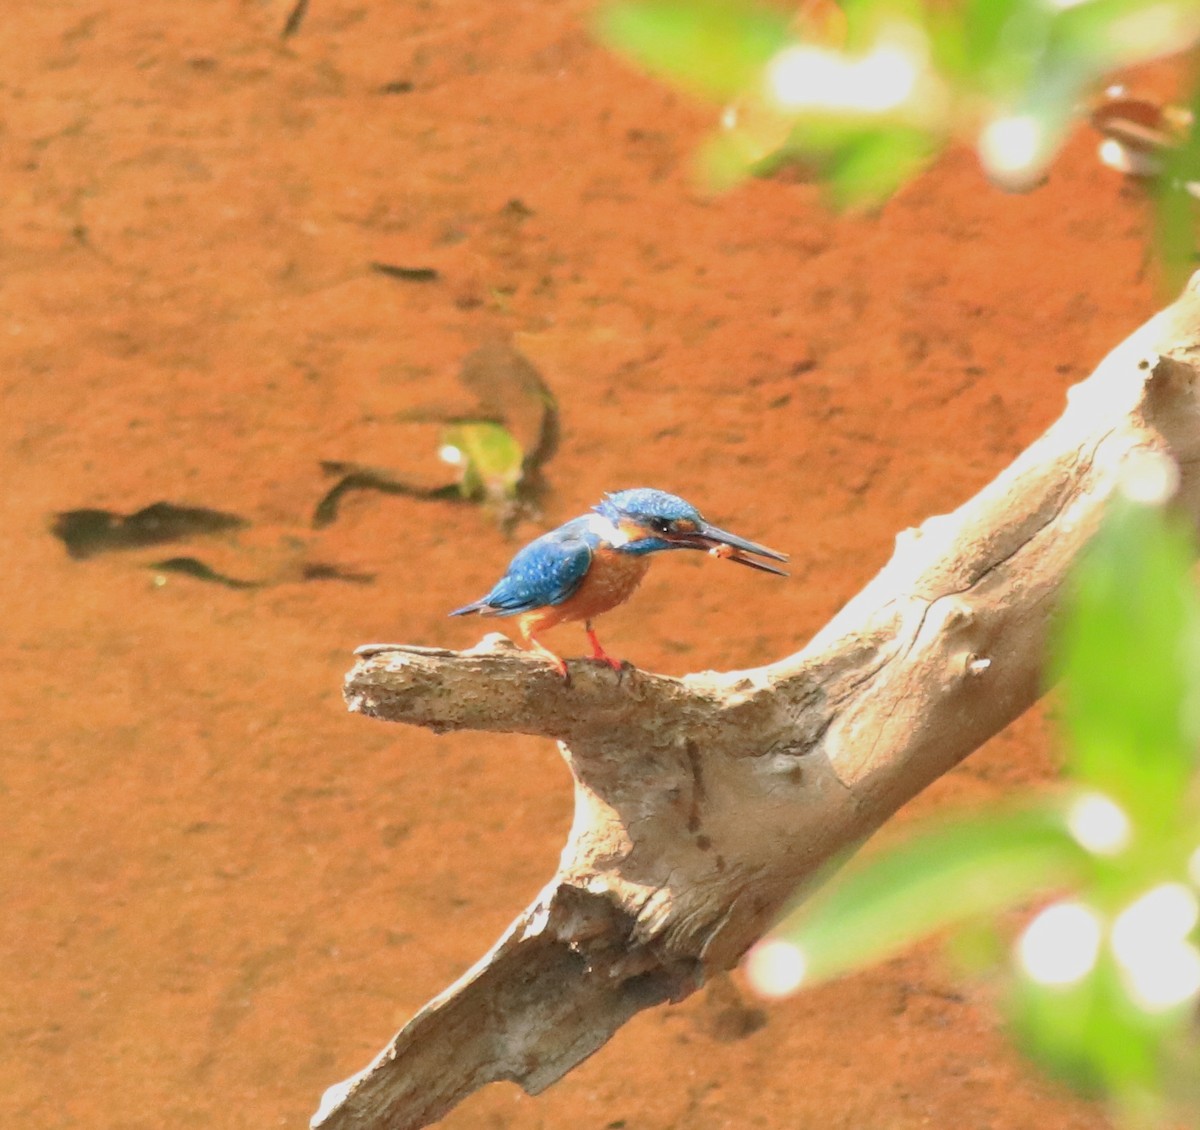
left=312, top=274, right=1200, bottom=1130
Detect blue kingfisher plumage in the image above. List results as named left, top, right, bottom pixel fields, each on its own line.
left=451, top=488, right=788, bottom=676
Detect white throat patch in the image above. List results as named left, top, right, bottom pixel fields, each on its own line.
left=586, top=512, right=631, bottom=547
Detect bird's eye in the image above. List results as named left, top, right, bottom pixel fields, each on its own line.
left=650, top=517, right=673, bottom=534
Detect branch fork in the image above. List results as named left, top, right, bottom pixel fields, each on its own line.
left=314, top=276, right=1200, bottom=1130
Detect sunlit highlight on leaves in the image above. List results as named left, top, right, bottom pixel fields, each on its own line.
left=1017, top=901, right=1103, bottom=986
left=1109, top=884, right=1200, bottom=1012
left=1065, top=791, right=1131, bottom=855
left=598, top=0, right=1200, bottom=224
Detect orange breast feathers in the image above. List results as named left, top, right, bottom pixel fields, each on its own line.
left=516, top=547, right=651, bottom=636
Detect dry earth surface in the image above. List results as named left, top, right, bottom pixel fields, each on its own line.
left=1, top=2, right=1174, bottom=1127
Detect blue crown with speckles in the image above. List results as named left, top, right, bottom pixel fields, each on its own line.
left=595, top=488, right=702, bottom=524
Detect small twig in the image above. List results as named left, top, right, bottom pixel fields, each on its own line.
left=281, top=0, right=309, bottom=39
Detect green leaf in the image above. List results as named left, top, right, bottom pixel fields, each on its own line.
left=595, top=0, right=793, bottom=102
left=837, top=0, right=925, bottom=49
left=1010, top=951, right=1171, bottom=1107
left=1054, top=499, right=1200, bottom=822
left=825, top=126, right=935, bottom=208
left=768, top=803, right=1089, bottom=984
left=958, top=0, right=1052, bottom=98
left=440, top=421, right=525, bottom=501
left=1156, top=78, right=1200, bottom=294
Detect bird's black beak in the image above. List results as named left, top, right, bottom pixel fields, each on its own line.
left=673, top=522, right=789, bottom=576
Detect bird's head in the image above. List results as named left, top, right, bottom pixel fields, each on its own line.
left=593, top=488, right=789, bottom=575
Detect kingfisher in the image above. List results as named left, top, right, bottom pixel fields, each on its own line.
left=451, top=487, right=788, bottom=676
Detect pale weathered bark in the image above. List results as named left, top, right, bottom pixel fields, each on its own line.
left=311, top=274, right=1200, bottom=1130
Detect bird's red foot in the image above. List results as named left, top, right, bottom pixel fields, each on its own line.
left=586, top=625, right=625, bottom=673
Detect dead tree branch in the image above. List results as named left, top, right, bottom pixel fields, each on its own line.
left=312, top=275, right=1200, bottom=1130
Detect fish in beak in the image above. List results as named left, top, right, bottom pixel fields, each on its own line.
left=670, top=522, right=790, bottom=576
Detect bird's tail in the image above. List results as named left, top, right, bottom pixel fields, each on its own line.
left=449, top=601, right=487, bottom=617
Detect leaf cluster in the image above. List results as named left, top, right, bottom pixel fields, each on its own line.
left=598, top=0, right=1200, bottom=276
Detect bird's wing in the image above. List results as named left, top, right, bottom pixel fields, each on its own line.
left=457, top=525, right=595, bottom=616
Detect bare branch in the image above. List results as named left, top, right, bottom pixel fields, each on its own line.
left=314, top=275, right=1200, bottom=1130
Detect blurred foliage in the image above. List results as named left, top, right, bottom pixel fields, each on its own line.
left=439, top=420, right=527, bottom=504
left=597, top=0, right=1200, bottom=267
left=1156, top=78, right=1200, bottom=290
left=598, top=0, right=794, bottom=100
left=752, top=491, right=1200, bottom=1125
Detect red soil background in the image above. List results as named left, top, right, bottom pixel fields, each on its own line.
left=1, top=2, right=1173, bottom=1127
